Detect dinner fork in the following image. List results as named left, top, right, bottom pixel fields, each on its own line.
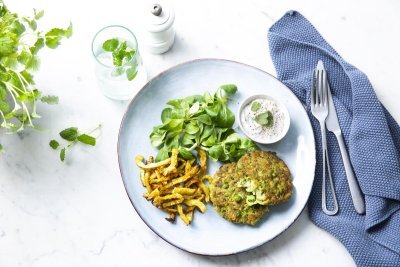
left=311, top=62, right=339, bottom=216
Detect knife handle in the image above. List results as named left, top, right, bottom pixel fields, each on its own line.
left=336, top=132, right=366, bottom=214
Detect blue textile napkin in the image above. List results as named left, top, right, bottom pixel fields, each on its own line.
left=268, top=11, right=400, bottom=266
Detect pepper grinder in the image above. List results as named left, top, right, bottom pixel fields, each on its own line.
left=144, top=3, right=175, bottom=54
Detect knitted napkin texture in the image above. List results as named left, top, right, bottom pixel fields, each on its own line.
left=268, top=11, right=400, bottom=266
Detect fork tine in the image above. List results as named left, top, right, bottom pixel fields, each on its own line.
left=317, top=70, right=323, bottom=105
left=322, top=70, right=328, bottom=106
left=311, top=70, right=316, bottom=106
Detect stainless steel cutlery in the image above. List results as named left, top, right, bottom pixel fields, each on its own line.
left=311, top=60, right=365, bottom=215
left=311, top=61, right=339, bottom=216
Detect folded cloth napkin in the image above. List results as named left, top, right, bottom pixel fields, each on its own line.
left=268, top=11, right=400, bottom=266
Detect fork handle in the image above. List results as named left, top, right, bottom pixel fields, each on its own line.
left=320, top=122, right=339, bottom=216
left=335, top=132, right=365, bottom=214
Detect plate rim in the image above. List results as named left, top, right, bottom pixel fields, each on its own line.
left=117, top=58, right=316, bottom=256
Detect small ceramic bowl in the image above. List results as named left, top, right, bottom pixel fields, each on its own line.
left=238, top=94, right=290, bottom=144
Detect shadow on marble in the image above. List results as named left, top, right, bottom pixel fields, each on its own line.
left=191, top=208, right=309, bottom=264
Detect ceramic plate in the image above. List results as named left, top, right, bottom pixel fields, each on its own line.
left=118, top=59, right=316, bottom=255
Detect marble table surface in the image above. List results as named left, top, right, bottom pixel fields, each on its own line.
left=2, top=0, right=399, bottom=266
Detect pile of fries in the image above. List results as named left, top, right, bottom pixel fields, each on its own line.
left=135, top=148, right=212, bottom=225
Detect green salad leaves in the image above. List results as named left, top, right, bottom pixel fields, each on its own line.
left=150, top=84, right=258, bottom=162
left=0, top=1, right=72, bottom=149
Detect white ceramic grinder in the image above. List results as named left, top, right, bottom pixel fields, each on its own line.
left=144, top=3, right=175, bottom=54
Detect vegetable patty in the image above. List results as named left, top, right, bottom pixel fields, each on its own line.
left=210, top=151, right=292, bottom=225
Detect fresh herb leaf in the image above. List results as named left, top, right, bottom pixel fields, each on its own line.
left=215, top=106, right=235, bottom=128
left=101, top=38, right=138, bottom=81
left=254, top=111, right=273, bottom=127
left=166, top=99, right=184, bottom=109
left=102, top=38, right=119, bottom=52
left=161, top=108, right=172, bottom=123
left=209, top=144, right=224, bottom=161
left=184, top=122, right=199, bottom=135
left=40, top=95, right=59, bottom=104
left=11, top=20, right=26, bottom=35
left=30, top=38, right=44, bottom=54
left=34, top=9, right=44, bottom=20
left=188, top=102, right=200, bottom=115
left=111, top=41, right=134, bottom=66
left=179, top=147, right=194, bottom=160
left=162, top=119, right=184, bottom=131
left=0, top=84, right=7, bottom=100
left=50, top=125, right=101, bottom=162
left=17, top=50, right=31, bottom=65
left=251, top=101, right=261, bottom=112
left=0, top=100, right=10, bottom=113
left=0, top=3, right=71, bottom=140
left=0, top=34, right=17, bottom=56
left=49, top=139, right=59, bottom=149
left=60, top=148, right=66, bottom=161
left=77, top=134, right=96, bottom=146
left=181, top=133, right=195, bottom=146
left=59, top=127, right=78, bottom=141
left=196, top=114, right=212, bottom=125
left=223, top=133, right=240, bottom=144
left=150, top=127, right=166, bottom=147
left=26, top=54, right=40, bottom=71
left=219, top=84, right=237, bottom=96
left=45, top=23, right=73, bottom=48
left=200, top=125, right=214, bottom=142
left=164, top=132, right=180, bottom=150
left=126, top=67, right=138, bottom=81
left=155, top=147, right=169, bottom=162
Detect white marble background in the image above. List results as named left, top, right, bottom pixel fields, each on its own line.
left=1, top=0, right=399, bottom=266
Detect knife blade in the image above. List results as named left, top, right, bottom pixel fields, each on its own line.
left=322, top=61, right=366, bottom=214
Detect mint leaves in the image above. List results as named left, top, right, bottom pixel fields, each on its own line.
left=59, top=127, right=78, bottom=141
left=254, top=111, right=273, bottom=127
left=102, top=38, right=119, bottom=51
left=50, top=125, right=101, bottom=162
left=0, top=3, right=71, bottom=150
left=77, top=134, right=96, bottom=146
left=251, top=101, right=261, bottom=112
left=45, top=23, right=73, bottom=48
left=49, top=139, right=59, bottom=149
left=150, top=84, right=258, bottom=162
left=102, top=38, right=137, bottom=81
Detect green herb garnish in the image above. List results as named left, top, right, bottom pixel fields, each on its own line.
left=251, top=101, right=261, bottom=112
left=0, top=2, right=71, bottom=150
left=102, top=38, right=137, bottom=81
left=50, top=124, right=101, bottom=162
left=102, top=38, right=119, bottom=52
left=254, top=111, right=273, bottom=127
left=150, top=84, right=258, bottom=162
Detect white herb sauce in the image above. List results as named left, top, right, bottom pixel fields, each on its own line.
left=240, top=98, right=285, bottom=142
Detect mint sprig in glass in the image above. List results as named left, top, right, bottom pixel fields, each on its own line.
left=92, top=25, right=147, bottom=100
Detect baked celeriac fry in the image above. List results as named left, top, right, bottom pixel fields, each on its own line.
left=135, top=150, right=211, bottom=225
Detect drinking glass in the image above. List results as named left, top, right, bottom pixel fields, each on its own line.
left=92, top=25, right=147, bottom=100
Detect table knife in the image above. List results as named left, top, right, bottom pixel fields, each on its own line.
left=325, top=75, right=366, bottom=214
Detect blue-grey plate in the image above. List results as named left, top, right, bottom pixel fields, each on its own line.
left=118, top=59, right=316, bottom=255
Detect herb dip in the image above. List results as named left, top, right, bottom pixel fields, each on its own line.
left=240, top=97, right=286, bottom=143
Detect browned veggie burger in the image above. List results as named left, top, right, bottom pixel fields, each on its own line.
left=210, top=150, right=292, bottom=225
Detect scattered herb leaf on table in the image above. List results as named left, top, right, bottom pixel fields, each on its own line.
left=50, top=124, right=102, bottom=162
